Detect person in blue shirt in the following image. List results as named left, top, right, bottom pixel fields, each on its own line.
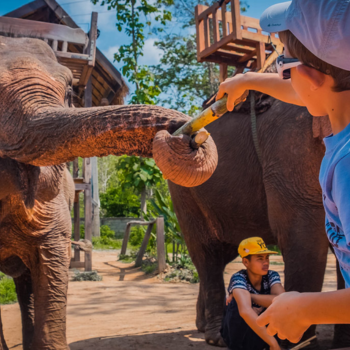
left=216, top=0, right=350, bottom=344
left=221, top=237, right=284, bottom=350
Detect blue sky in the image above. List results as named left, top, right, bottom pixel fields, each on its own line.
left=0, top=0, right=282, bottom=94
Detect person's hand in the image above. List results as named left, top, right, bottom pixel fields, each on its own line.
left=226, top=293, right=233, bottom=306
left=216, top=73, right=249, bottom=111
left=256, top=292, right=310, bottom=343
left=269, top=341, right=281, bottom=350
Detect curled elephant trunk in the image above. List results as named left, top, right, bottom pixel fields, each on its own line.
left=153, top=131, right=218, bottom=187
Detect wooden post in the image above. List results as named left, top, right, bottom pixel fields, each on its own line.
left=83, top=76, right=93, bottom=272
left=73, top=158, right=79, bottom=178
left=220, top=63, right=228, bottom=82
left=84, top=186, right=92, bottom=271
left=231, top=0, right=242, bottom=40
left=222, top=1, right=227, bottom=38
left=195, top=5, right=206, bottom=61
left=74, top=192, right=81, bottom=262
left=135, top=222, right=154, bottom=267
left=121, top=223, right=132, bottom=256
left=256, top=42, right=266, bottom=71
left=156, top=217, right=166, bottom=273
left=91, top=157, right=100, bottom=237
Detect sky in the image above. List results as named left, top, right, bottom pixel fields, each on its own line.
left=0, top=0, right=283, bottom=95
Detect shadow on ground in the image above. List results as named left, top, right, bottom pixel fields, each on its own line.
left=69, top=330, right=211, bottom=350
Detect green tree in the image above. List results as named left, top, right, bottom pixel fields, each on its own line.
left=117, top=156, right=163, bottom=217
left=91, top=0, right=173, bottom=105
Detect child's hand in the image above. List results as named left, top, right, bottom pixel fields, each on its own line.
left=216, top=73, right=248, bottom=111
left=256, top=292, right=310, bottom=343
left=226, top=293, right=233, bottom=306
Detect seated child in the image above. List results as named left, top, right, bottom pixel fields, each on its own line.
left=221, top=237, right=285, bottom=350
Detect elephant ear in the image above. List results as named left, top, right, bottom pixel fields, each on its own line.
left=312, top=115, right=332, bottom=140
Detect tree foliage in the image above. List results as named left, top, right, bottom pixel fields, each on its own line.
left=91, top=0, right=173, bottom=105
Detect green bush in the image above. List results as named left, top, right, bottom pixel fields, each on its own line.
left=72, top=270, right=102, bottom=282
left=129, top=226, right=145, bottom=246
left=92, top=236, right=122, bottom=250
left=0, top=273, right=17, bottom=304
left=100, top=187, right=140, bottom=218
left=100, top=225, right=115, bottom=238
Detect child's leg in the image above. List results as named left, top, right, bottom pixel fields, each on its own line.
left=221, top=299, right=268, bottom=350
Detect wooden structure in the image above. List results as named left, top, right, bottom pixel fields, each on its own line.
left=4, top=0, right=129, bottom=107
left=121, top=217, right=167, bottom=273
left=4, top=0, right=129, bottom=271
left=195, top=0, right=283, bottom=81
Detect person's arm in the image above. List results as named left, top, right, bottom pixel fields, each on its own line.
left=233, top=289, right=280, bottom=350
left=257, top=289, right=350, bottom=344
left=216, top=72, right=305, bottom=111
left=251, top=283, right=285, bottom=308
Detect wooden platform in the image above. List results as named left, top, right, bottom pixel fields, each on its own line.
left=195, top=0, right=283, bottom=75
left=0, top=13, right=97, bottom=96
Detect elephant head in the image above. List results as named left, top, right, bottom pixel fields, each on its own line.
left=0, top=35, right=218, bottom=186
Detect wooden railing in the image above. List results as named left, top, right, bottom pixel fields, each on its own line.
left=195, top=0, right=280, bottom=64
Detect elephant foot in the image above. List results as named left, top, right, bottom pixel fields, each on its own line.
left=196, top=317, right=206, bottom=333
left=205, top=330, right=226, bottom=347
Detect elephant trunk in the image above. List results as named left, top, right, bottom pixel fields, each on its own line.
left=0, top=104, right=218, bottom=187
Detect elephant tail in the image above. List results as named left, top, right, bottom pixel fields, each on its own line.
left=0, top=307, right=9, bottom=350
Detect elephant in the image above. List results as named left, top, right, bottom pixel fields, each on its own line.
left=168, top=91, right=350, bottom=349
left=0, top=35, right=217, bottom=350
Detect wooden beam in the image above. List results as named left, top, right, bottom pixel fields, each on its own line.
left=88, top=12, right=98, bottom=66
left=156, top=217, right=166, bottom=273
left=135, top=222, right=155, bottom=267
left=70, top=261, right=85, bottom=269
left=121, top=223, right=132, bottom=256
left=231, top=0, right=242, bottom=40
left=73, top=194, right=81, bottom=262
left=0, top=16, right=87, bottom=45
left=238, top=49, right=257, bottom=63
left=220, top=63, right=228, bottom=83
left=256, top=42, right=266, bottom=71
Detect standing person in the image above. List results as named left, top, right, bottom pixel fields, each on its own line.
left=221, top=237, right=284, bottom=350
left=217, top=0, right=350, bottom=344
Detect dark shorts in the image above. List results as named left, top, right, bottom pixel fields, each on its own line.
left=220, top=299, right=269, bottom=350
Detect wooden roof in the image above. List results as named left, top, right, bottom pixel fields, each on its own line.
left=4, top=0, right=129, bottom=107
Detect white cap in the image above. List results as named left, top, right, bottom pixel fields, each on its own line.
left=260, top=0, right=350, bottom=71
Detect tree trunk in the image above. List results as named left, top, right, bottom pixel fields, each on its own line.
left=140, top=187, right=147, bottom=219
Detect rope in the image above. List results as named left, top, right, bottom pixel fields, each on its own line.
left=250, top=91, right=263, bottom=166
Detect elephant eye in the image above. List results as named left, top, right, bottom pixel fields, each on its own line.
left=65, top=86, right=73, bottom=108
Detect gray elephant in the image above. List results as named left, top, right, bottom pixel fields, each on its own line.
left=168, top=92, right=349, bottom=349
left=0, top=35, right=218, bottom=350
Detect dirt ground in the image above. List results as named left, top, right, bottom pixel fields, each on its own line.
left=2, top=250, right=337, bottom=350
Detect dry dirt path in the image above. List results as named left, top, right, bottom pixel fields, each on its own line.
left=3, top=251, right=337, bottom=350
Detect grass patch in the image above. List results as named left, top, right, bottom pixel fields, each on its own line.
left=119, top=250, right=138, bottom=263
left=141, top=261, right=158, bottom=274
left=0, top=273, right=17, bottom=304
left=92, top=236, right=123, bottom=250
left=270, top=261, right=284, bottom=265
left=71, top=270, right=102, bottom=282
left=163, top=255, right=199, bottom=284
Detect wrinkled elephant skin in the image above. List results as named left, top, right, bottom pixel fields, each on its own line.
left=169, top=95, right=349, bottom=349
left=0, top=36, right=215, bottom=350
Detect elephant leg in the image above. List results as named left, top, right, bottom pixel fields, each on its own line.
left=14, top=269, right=34, bottom=350
left=196, top=282, right=206, bottom=332
left=30, top=237, right=70, bottom=350
left=332, top=259, right=350, bottom=348
left=265, top=185, right=328, bottom=349
left=0, top=308, right=8, bottom=350
left=193, top=245, right=227, bottom=347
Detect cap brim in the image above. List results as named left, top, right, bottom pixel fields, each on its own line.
left=259, top=1, right=291, bottom=33
left=254, top=250, right=279, bottom=255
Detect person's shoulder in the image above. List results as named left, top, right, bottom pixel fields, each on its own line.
left=267, top=270, right=281, bottom=284
left=334, top=153, right=350, bottom=174
left=231, top=269, right=247, bottom=280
